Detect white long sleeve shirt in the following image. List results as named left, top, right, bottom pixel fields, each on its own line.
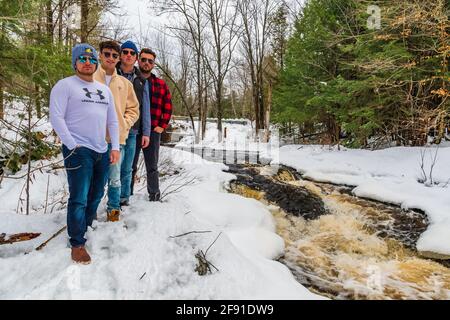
left=50, top=75, right=120, bottom=152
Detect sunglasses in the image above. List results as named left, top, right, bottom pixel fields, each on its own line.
left=140, top=58, right=155, bottom=64
left=103, top=52, right=119, bottom=59
left=122, top=49, right=136, bottom=56
left=77, top=55, right=98, bottom=64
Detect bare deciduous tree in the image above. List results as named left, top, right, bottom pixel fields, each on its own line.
left=152, top=0, right=209, bottom=142
left=236, top=0, right=278, bottom=138
left=203, top=0, right=239, bottom=142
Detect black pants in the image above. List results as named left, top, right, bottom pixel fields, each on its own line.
left=131, top=131, right=161, bottom=195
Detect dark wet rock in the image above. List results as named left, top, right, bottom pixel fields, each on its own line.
left=361, top=203, right=429, bottom=250
left=226, top=165, right=328, bottom=220
left=264, top=182, right=326, bottom=220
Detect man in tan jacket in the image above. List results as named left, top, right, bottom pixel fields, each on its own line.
left=94, top=40, right=139, bottom=222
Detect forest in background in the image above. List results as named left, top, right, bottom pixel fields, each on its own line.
left=0, top=0, right=448, bottom=175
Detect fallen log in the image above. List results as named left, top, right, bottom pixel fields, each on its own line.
left=0, top=232, right=41, bottom=245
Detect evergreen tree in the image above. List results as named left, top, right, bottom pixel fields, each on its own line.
left=269, top=1, right=290, bottom=70
left=274, top=0, right=449, bottom=147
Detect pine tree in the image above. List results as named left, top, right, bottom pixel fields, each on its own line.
left=274, top=0, right=449, bottom=147
left=269, top=1, right=290, bottom=70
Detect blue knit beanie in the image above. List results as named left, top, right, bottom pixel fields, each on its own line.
left=72, top=43, right=99, bottom=70
left=121, top=40, right=139, bottom=54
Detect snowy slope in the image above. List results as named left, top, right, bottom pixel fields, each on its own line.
left=0, top=147, right=323, bottom=300
left=279, top=145, right=450, bottom=257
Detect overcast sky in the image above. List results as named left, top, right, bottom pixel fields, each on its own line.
left=112, top=0, right=165, bottom=45
left=113, top=0, right=305, bottom=45
left=110, top=0, right=305, bottom=72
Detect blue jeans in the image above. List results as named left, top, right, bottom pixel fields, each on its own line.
left=120, top=132, right=137, bottom=202
left=62, top=145, right=109, bottom=247
left=107, top=144, right=125, bottom=212
left=106, top=132, right=137, bottom=210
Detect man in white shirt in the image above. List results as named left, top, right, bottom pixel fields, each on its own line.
left=49, top=43, right=120, bottom=264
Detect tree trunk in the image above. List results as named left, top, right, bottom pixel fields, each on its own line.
left=230, top=90, right=237, bottom=118
left=197, top=108, right=202, bottom=143
left=257, top=68, right=265, bottom=131
left=196, top=52, right=203, bottom=143
left=252, top=83, right=260, bottom=137
left=202, top=70, right=208, bottom=140
left=58, top=0, right=63, bottom=44
left=264, top=80, right=272, bottom=142
left=35, top=84, right=42, bottom=118
left=65, top=20, right=70, bottom=47
left=80, top=0, right=89, bottom=42
left=327, top=115, right=340, bottom=146
left=26, top=98, right=32, bottom=216
left=46, top=0, right=54, bottom=43
left=216, top=82, right=223, bottom=143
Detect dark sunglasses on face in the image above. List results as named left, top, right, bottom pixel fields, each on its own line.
left=140, top=58, right=155, bottom=64
left=103, top=52, right=119, bottom=59
left=122, top=49, right=136, bottom=56
left=77, top=55, right=98, bottom=64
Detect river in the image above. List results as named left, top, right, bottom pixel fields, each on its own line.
left=225, top=164, right=450, bottom=300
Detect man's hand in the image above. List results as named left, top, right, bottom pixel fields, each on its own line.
left=110, top=150, right=120, bottom=164
left=142, top=135, right=150, bottom=148
left=154, top=126, right=164, bottom=134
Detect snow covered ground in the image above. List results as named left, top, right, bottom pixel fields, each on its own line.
left=0, top=147, right=323, bottom=300
left=279, top=145, right=450, bottom=258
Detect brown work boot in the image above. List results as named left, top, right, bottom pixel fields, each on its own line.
left=107, top=209, right=120, bottom=222
left=71, top=246, right=91, bottom=265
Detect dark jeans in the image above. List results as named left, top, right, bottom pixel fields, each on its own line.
left=131, top=131, right=161, bottom=195
left=62, top=145, right=109, bottom=247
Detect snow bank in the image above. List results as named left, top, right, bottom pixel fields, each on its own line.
left=279, top=145, right=450, bottom=257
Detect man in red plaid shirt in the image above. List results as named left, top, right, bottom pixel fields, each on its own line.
left=131, top=48, right=173, bottom=201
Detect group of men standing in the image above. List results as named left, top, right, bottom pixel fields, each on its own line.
left=49, top=40, right=173, bottom=264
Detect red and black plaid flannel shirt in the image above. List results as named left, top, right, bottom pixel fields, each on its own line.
left=149, top=73, right=173, bottom=130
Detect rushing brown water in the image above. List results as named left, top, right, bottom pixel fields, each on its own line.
left=226, top=165, right=450, bottom=300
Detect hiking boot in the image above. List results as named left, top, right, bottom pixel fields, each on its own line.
left=120, top=199, right=130, bottom=207
left=107, top=209, right=121, bottom=222
left=148, top=192, right=161, bottom=202
left=71, top=246, right=91, bottom=265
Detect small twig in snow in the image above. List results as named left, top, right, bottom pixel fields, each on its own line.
left=205, top=232, right=223, bottom=256
left=35, top=226, right=67, bottom=251
left=169, top=230, right=212, bottom=239
left=44, top=175, right=50, bottom=214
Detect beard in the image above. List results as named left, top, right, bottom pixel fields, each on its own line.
left=139, top=65, right=152, bottom=74
left=77, top=68, right=96, bottom=76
